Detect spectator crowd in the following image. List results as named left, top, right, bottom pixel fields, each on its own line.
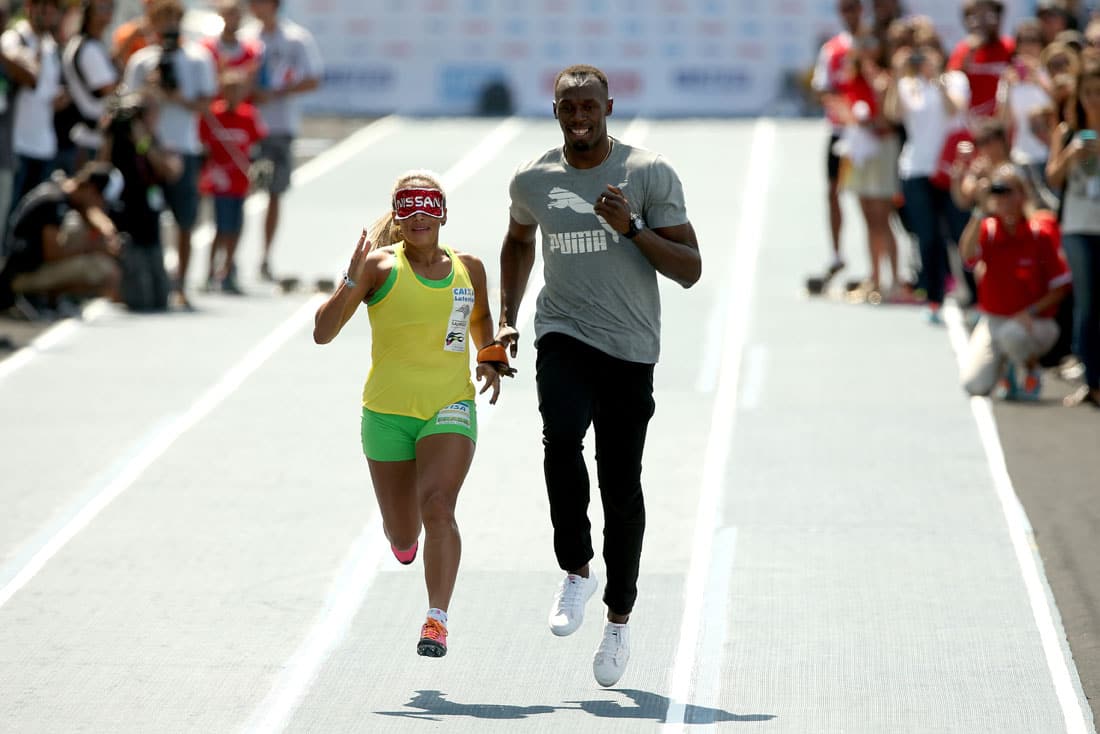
left=0, top=0, right=321, bottom=316
left=0, top=0, right=1094, bottom=411
left=814, top=0, right=1100, bottom=408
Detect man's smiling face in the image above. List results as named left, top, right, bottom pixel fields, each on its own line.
left=553, top=76, right=612, bottom=153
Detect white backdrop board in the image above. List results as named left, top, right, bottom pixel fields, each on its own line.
left=279, top=0, right=1033, bottom=117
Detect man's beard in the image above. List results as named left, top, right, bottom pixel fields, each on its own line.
left=569, top=139, right=593, bottom=153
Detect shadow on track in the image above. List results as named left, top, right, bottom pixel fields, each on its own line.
left=375, top=688, right=776, bottom=724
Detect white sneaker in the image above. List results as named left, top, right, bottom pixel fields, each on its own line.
left=548, top=571, right=598, bottom=637
left=593, top=622, right=630, bottom=687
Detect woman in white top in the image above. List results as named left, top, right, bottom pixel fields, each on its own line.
left=998, top=20, right=1056, bottom=207
left=885, top=28, right=969, bottom=318
left=1046, top=59, right=1100, bottom=408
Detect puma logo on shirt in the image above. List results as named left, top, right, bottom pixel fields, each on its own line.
left=546, top=186, right=620, bottom=247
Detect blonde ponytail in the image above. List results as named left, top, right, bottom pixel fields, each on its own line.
left=366, top=211, right=400, bottom=251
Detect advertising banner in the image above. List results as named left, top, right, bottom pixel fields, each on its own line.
left=283, top=0, right=1032, bottom=117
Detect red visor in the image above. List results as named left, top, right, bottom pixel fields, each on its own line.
left=393, top=188, right=446, bottom=220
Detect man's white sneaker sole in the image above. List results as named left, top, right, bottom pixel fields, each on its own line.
left=548, top=571, right=598, bottom=637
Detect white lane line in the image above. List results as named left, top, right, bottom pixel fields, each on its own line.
left=241, top=117, right=526, bottom=734
left=689, top=527, right=738, bottom=732
left=0, top=299, right=111, bottom=385
left=943, top=302, right=1094, bottom=734
left=662, top=118, right=775, bottom=732
left=738, top=345, right=768, bottom=410
left=0, top=118, right=402, bottom=385
left=241, top=514, right=387, bottom=734
left=440, top=117, right=523, bottom=191
left=0, top=293, right=327, bottom=611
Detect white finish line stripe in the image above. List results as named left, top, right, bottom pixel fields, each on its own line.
left=0, top=293, right=327, bottom=611
left=944, top=301, right=1094, bottom=734
left=240, top=117, right=525, bottom=734
left=662, top=119, right=775, bottom=731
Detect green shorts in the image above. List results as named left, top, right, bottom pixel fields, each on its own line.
left=361, top=400, right=478, bottom=462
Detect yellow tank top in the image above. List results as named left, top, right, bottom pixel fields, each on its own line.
left=361, top=243, right=476, bottom=419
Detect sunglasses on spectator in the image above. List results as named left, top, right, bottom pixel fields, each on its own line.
left=988, top=181, right=1017, bottom=195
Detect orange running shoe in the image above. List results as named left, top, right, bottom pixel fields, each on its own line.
left=417, top=618, right=448, bottom=657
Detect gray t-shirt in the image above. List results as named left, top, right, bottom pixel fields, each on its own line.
left=509, top=138, right=688, bottom=364
left=241, top=19, right=323, bottom=137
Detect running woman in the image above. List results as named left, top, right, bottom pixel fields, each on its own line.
left=313, top=170, right=515, bottom=656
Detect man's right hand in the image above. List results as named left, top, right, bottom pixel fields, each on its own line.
left=495, top=324, right=520, bottom=358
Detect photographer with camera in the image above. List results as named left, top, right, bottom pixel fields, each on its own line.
left=100, top=91, right=183, bottom=312
left=122, top=0, right=216, bottom=310
left=884, top=26, right=970, bottom=321
left=0, top=161, right=123, bottom=315
left=958, top=165, right=1071, bottom=400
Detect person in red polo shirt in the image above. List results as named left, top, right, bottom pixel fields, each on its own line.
left=959, top=166, right=1072, bottom=399
left=948, top=0, right=1015, bottom=119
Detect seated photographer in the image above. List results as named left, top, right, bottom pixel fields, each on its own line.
left=958, top=166, right=1072, bottom=400
left=0, top=162, right=122, bottom=315
left=122, top=0, right=216, bottom=309
left=100, top=90, right=183, bottom=312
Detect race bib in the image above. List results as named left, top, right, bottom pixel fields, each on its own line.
left=435, top=402, right=472, bottom=428
left=443, top=287, right=474, bottom=353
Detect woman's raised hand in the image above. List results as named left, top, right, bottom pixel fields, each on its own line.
left=347, top=228, right=371, bottom=286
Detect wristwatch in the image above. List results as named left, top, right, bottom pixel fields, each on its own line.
left=342, top=269, right=357, bottom=288
left=624, top=212, right=645, bottom=240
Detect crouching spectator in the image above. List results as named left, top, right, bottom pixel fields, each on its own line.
left=100, top=91, right=183, bottom=312
left=959, top=166, right=1072, bottom=399
left=198, top=69, right=266, bottom=294
left=0, top=162, right=122, bottom=314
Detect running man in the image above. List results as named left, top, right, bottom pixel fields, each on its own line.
left=313, top=170, right=514, bottom=657
left=496, top=64, right=701, bottom=687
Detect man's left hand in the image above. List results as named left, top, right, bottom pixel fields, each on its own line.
left=593, top=184, right=631, bottom=235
